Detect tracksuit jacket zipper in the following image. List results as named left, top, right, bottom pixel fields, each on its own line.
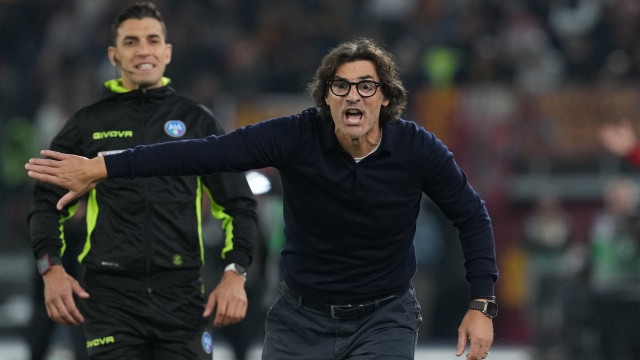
left=141, top=91, right=153, bottom=293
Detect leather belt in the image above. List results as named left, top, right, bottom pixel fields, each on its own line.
left=282, top=283, right=398, bottom=320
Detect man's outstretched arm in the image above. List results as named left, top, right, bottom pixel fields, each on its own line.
left=26, top=150, right=107, bottom=210
left=27, top=117, right=299, bottom=209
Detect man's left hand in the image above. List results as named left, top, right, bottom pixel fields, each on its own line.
left=203, top=270, right=247, bottom=327
left=455, top=308, right=494, bottom=360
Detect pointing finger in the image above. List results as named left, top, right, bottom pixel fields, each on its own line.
left=57, top=192, right=80, bottom=210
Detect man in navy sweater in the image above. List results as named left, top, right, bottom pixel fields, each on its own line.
left=27, top=38, right=498, bottom=360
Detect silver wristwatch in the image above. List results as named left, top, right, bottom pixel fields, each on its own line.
left=224, top=263, right=247, bottom=277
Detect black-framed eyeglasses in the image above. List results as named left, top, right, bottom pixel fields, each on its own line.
left=326, top=80, right=382, bottom=98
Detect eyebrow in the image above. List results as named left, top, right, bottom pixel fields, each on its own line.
left=121, top=34, right=162, bottom=43
left=332, top=74, right=376, bottom=81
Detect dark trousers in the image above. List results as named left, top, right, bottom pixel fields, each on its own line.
left=262, top=282, right=422, bottom=360
left=82, top=281, right=213, bottom=360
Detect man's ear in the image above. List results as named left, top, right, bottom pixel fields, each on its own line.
left=164, top=43, right=173, bottom=65
left=108, top=47, right=119, bottom=67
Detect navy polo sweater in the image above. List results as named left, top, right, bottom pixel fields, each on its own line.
left=105, top=107, right=498, bottom=303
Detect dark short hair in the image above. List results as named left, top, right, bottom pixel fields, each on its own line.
left=111, top=2, right=167, bottom=45
left=307, top=38, right=407, bottom=123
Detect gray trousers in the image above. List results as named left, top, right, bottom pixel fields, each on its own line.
left=262, top=282, right=422, bottom=360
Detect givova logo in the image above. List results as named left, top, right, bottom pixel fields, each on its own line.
left=165, top=120, right=186, bottom=138
left=93, top=131, right=133, bottom=140
left=87, top=336, right=115, bottom=348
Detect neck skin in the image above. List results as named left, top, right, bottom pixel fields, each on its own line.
left=336, top=124, right=382, bottom=158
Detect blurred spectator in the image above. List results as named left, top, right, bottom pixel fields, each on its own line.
left=506, top=9, right=565, bottom=93
left=590, top=177, right=640, bottom=289
left=588, top=177, right=640, bottom=359
left=599, top=118, right=640, bottom=166
left=522, top=189, right=578, bottom=359
left=0, top=116, right=36, bottom=252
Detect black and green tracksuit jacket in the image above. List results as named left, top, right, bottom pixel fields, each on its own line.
left=28, top=78, right=257, bottom=291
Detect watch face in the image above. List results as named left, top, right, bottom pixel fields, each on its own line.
left=37, top=259, right=49, bottom=274
left=235, top=264, right=247, bottom=274
left=486, top=301, right=498, bottom=317
left=37, top=256, right=51, bottom=275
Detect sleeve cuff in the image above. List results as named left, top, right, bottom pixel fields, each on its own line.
left=103, top=150, right=133, bottom=179
left=468, top=276, right=495, bottom=300
left=223, top=251, right=252, bottom=268
left=35, top=246, right=62, bottom=261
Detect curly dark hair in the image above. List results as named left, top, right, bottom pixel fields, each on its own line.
left=307, top=38, right=407, bottom=123
left=111, top=2, right=166, bottom=45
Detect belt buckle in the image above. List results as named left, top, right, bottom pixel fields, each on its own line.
left=330, top=304, right=352, bottom=319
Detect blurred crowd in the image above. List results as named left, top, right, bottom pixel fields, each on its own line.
left=3, top=0, right=640, bottom=359
left=518, top=176, right=640, bottom=360
left=3, top=0, right=640, bottom=126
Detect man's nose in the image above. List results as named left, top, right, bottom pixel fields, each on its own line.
left=136, top=42, right=151, bottom=56
left=345, top=84, right=361, bottom=101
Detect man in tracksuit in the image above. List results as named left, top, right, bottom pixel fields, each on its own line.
left=28, top=3, right=257, bottom=359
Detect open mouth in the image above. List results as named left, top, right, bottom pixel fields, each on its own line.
left=345, top=109, right=363, bottom=124
left=136, top=63, right=155, bottom=70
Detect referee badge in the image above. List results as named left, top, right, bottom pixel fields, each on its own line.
left=164, top=120, right=186, bottom=138
left=201, top=331, right=213, bottom=354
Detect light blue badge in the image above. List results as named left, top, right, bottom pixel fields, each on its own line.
left=164, top=120, right=186, bottom=138
left=201, top=331, right=213, bottom=354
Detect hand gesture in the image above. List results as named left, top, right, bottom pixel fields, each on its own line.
left=26, top=150, right=107, bottom=209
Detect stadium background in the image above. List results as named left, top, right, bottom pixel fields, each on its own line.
left=1, top=0, right=639, bottom=359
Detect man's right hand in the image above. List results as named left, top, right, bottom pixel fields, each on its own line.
left=25, top=150, right=107, bottom=209
left=43, top=265, right=90, bottom=325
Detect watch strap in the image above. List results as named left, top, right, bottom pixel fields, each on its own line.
left=469, top=299, right=498, bottom=318
left=37, top=254, right=62, bottom=275
left=469, top=300, right=487, bottom=312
